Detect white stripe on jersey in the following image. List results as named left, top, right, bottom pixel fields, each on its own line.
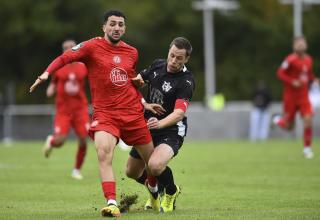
left=177, top=121, right=186, bottom=137
left=183, top=65, right=187, bottom=72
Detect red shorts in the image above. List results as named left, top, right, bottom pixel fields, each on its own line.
left=283, top=99, right=313, bottom=123
left=88, top=110, right=152, bottom=146
left=54, top=108, right=90, bottom=138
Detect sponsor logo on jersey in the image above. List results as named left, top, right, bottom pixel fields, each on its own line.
left=300, top=65, right=309, bottom=82
left=162, top=81, right=172, bottom=92
left=302, top=65, right=308, bottom=73
left=64, top=72, right=80, bottom=95
left=110, top=67, right=128, bottom=86
left=113, top=55, right=121, bottom=64
left=71, top=43, right=83, bottom=51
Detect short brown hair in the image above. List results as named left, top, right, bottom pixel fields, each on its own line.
left=103, top=10, right=126, bottom=24
left=170, top=37, right=193, bottom=57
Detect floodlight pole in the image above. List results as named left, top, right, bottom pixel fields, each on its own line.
left=192, top=0, right=239, bottom=107
left=203, top=9, right=215, bottom=102
left=280, top=0, right=320, bottom=37
left=294, top=0, right=303, bottom=37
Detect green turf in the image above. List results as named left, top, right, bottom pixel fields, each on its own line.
left=0, top=140, right=320, bottom=220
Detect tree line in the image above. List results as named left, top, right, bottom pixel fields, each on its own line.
left=0, top=0, right=319, bottom=104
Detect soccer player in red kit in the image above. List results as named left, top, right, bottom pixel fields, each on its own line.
left=43, top=39, right=90, bottom=180
left=273, top=36, right=318, bottom=159
left=30, top=10, right=158, bottom=217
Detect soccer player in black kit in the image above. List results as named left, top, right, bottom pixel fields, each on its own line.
left=126, top=37, right=195, bottom=212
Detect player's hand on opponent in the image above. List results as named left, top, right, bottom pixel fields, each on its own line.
left=29, top=72, right=50, bottom=93
left=292, top=79, right=302, bottom=88
left=131, top=74, right=145, bottom=87
left=143, top=103, right=166, bottom=115
left=147, top=117, right=161, bottom=130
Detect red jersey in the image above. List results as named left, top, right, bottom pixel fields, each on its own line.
left=46, top=37, right=143, bottom=114
left=52, top=62, right=88, bottom=113
left=277, top=53, right=315, bottom=101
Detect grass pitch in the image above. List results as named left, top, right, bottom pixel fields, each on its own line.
left=0, top=139, right=320, bottom=220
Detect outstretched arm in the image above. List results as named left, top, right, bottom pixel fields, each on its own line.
left=29, top=71, right=50, bottom=93
left=30, top=41, right=88, bottom=93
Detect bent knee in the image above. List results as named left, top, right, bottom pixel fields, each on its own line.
left=95, top=145, right=113, bottom=163
left=148, top=160, right=166, bottom=176
left=125, top=167, right=140, bottom=179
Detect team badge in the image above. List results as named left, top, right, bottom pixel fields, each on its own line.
left=71, top=43, right=83, bottom=51
left=162, top=81, right=172, bottom=92
left=113, top=55, right=121, bottom=64
left=110, top=67, right=128, bottom=86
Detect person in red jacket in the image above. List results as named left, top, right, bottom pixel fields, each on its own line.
left=273, top=36, right=318, bottom=159
left=43, top=39, right=90, bottom=180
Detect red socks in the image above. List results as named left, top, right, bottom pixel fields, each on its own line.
left=50, top=136, right=63, bottom=148
left=147, top=175, right=157, bottom=187
left=304, top=127, right=312, bottom=147
left=101, top=181, right=116, bottom=201
left=75, top=145, right=87, bottom=169
left=276, top=118, right=287, bottom=129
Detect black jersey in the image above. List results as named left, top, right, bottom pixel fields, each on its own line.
left=140, top=59, right=195, bottom=137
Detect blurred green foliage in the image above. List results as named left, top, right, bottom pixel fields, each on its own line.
left=0, top=0, right=319, bottom=104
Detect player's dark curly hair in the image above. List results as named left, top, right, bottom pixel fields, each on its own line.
left=103, top=10, right=126, bottom=24
left=170, top=37, right=193, bottom=57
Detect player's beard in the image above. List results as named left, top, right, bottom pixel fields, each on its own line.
left=107, top=34, right=121, bottom=44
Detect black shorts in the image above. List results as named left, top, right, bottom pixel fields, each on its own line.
left=129, top=134, right=184, bottom=159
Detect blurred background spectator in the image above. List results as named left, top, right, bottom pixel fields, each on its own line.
left=249, top=80, right=272, bottom=141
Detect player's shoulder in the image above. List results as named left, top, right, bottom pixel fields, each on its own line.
left=74, top=62, right=87, bottom=68
left=70, top=37, right=99, bottom=52
left=304, top=53, right=313, bottom=61
left=121, top=41, right=138, bottom=53
left=183, top=67, right=195, bottom=87
left=151, top=59, right=166, bottom=68
left=81, top=37, right=106, bottom=48
left=285, top=53, right=297, bottom=62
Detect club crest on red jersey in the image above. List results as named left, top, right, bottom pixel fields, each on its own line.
left=110, top=67, right=128, bottom=86
left=113, top=55, right=121, bottom=64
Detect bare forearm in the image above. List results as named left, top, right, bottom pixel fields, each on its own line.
left=159, top=110, right=184, bottom=129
